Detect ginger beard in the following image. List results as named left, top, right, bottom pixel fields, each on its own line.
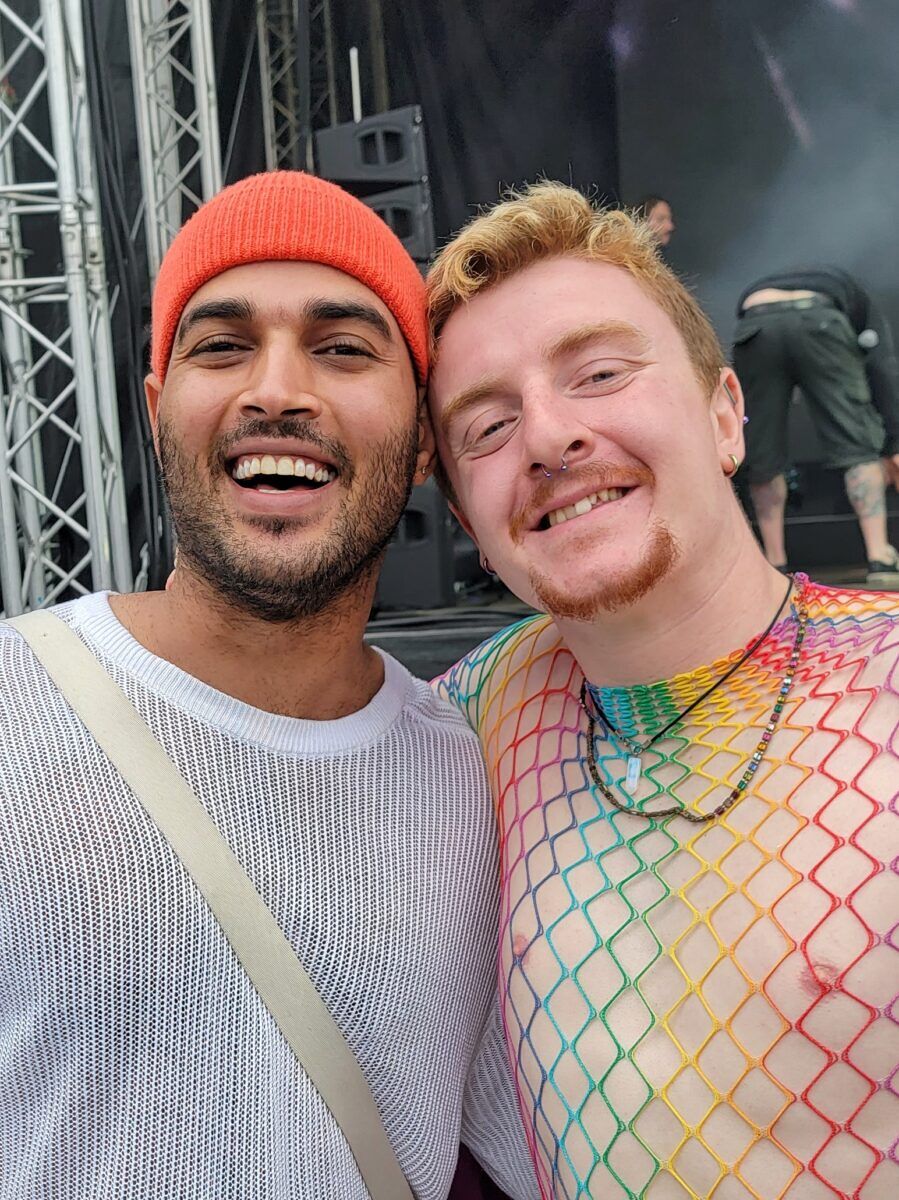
left=508, top=462, right=680, bottom=621
left=158, top=413, right=419, bottom=622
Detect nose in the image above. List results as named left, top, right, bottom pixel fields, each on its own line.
left=238, top=341, right=324, bottom=422
left=519, top=383, right=595, bottom=479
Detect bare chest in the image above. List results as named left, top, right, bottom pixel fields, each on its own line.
left=488, top=681, right=899, bottom=1199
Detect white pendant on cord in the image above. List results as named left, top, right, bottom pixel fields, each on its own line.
left=623, top=755, right=642, bottom=795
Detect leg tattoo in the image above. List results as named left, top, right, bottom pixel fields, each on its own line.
left=845, top=461, right=886, bottom=518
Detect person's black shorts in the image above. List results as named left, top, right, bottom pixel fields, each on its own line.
left=732, top=298, right=885, bottom=484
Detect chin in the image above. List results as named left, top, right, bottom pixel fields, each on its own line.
left=530, top=525, right=680, bottom=620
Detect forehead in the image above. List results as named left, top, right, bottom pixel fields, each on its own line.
left=430, top=257, right=683, bottom=401
left=183, top=259, right=396, bottom=326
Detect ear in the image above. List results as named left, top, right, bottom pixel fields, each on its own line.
left=711, top=367, right=746, bottom=469
left=414, top=389, right=438, bottom=485
left=145, top=373, right=163, bottom=458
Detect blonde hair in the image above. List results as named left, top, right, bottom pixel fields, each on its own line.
left=427, top=181, right=724, bottom=394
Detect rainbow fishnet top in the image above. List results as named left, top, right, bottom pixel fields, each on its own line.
left=437, top=582, right=899, bottom=1200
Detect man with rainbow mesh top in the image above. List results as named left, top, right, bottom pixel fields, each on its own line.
left=426, top=183, right=899, bottom=1200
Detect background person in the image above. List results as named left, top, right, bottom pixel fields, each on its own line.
left=734, top=266, right=899, bottom=584
left=639, top=193, right=675, bottom=247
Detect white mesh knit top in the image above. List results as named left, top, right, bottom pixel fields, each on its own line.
left=0, top=593, right=538, bottom=1200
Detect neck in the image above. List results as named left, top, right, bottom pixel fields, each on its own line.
left=557, top=524, right=789, bottom=687
left=110, top=566, right=383, bottom=720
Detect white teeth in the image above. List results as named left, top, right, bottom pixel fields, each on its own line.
left=231, top=452, right=336, bottom=483
left=546, top=487, right=628, bottom=528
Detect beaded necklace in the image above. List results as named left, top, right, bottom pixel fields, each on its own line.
left=580, top=576, right=809, bottom=823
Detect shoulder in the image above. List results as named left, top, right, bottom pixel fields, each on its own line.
left=806, top=581, right=899, bottom=638
left=804, top=580, right=899, bottom=670
left=386, top=651, right=492, bottom=763
left=0, top=595, right=104, bottom=678
left=432, top=614, right=573, bottom=733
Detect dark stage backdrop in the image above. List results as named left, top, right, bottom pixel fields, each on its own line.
left=353, top=0, right=621, bottom=241
left=614, top=0, right=899, bottom=563
left=614, top=0, right=899, bottom=339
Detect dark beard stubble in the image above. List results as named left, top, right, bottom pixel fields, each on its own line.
left=157, top=415, right=420, bottom=622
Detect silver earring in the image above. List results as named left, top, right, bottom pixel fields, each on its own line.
left=480, top=556, right=497, bottom=576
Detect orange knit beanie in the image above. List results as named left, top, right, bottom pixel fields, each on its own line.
left=151, top=171, right=428, bottom=383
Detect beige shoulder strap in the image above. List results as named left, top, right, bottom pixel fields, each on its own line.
left=8, top=609, right=413, bottom=1200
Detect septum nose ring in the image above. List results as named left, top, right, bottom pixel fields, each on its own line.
left=540, top=455, right=568, bottom=479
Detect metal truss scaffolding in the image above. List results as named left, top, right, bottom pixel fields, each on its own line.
left=0, top=0, right=132, bottom=616
left=257, top=0, right=336, bottom=172
left=125, top=0, right=222, bottom=280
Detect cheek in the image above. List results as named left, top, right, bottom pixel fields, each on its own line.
left=160, top=392, right=224, bottom=462
left=458, top=461, right=519, bottom=545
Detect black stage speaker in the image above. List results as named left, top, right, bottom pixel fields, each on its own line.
left=319, top=109, right=457, bottom=608
left=314, top=105, right=435, bottom=270
left=362, top=182, right=435, bottom=263
left=376, top=479, right=458, bottom=610
left=315, top=105, right=428, bottom=188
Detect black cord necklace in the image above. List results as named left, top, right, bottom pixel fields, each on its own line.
left=580, top=575, right=809, bottom=822
left=581, top=574, right=795, bottom=795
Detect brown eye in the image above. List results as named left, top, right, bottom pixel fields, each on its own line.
left=318, top=339, right=374, bottom=358
left=191, top=337, right=246, bottom=355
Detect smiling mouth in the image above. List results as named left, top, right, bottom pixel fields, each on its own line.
left=538, top=486, right=633, bottom=530
left=229, top=453, right=337, bottom=494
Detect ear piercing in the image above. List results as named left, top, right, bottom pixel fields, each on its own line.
left=726, top=454, right=741, bottom=476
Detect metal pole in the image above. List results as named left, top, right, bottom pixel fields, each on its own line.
left=320, top=0, right=338, bottom=127
left=256, top=0, right=277, bottom=171
left=366, top=0, right=389, bottom=113
left=125, top=0, right=167, bottom=278
left=0, top=21, right=44, bottom=609
left=41, top=0, right=113, bottom=590
left=64, top=0, right=133, bottom=591
left=350, top=47, right=362, bottom=123
left=295, top=0, right=312, bottom=170
left=190, top=0, right=223, bottom=196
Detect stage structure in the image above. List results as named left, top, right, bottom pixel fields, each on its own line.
left=125, top=0, right=222, bottom=281
left=257, top=0, right=337, bottom=171
left=0, top=0, right=132, bottom=616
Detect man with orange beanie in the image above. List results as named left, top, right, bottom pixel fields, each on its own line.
left=0, top=173, right=536, bottom=1200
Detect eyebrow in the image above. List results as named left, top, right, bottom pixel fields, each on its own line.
left=437, top=374, right=507, bottom=438
left=302, top=298, right=393, bottom=342
left=176, top=297, right=255, bottom=345
left=175, top=294, right=394, bottom=347
left=543, top=320, right=653, bottom=360
left=437, top=321, right=653, bottom=437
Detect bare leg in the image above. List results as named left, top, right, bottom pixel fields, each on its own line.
left=750, top=475, right=788, bottom=566
left=844, top=461, right=892, bottom=561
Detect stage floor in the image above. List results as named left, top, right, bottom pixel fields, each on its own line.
left=367, top=566, right=885, bottom=679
